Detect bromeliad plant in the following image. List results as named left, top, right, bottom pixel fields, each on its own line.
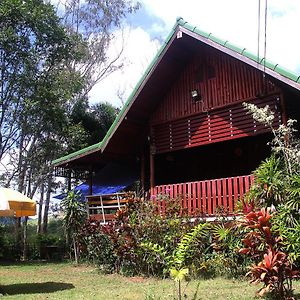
left=239, top=208, right=299, bottom=299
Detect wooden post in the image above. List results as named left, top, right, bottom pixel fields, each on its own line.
left=67, top=169, right=71, bottom=191
left=150, top=145, right=155, bottom=192
left=279, top=94, right=287, bottom=125
left=140, top=152, right=145, bottom=192
left=88, top=170, right=93, bottom=196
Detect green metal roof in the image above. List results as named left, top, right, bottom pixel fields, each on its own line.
left=53, top=17, right=300, bottom=167
left=52, top=142, right=102, bottom=166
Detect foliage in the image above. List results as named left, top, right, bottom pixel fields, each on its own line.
left=77, top=219, right=116, bottom=272
left=172, top=223, right=208, bottom=268
left=71, top=99, right=118, bottom=145
left=0, top=0, right=85, bottom=165
left=243, top=102, right=300, bottom=274
left=0, top=218, right=67, bottom=260
left=103, top=193, right=250, bottom=279
left=0, top=0, right=89, bottom=237
left=103, top=194, right=206, bottom=277
left=61, top=190, right=87, bottom=263
left=247, top=155, right=286, bottom=208
left=239, top=208, right=299, bottom=299
left=197, top=219, right=249, bottom=279
left=272, top=206, right=300, bottom=267
left=244, top=103, right=299, bottom=174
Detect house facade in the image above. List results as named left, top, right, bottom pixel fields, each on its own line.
left=53, top=18, right=300, bottom=219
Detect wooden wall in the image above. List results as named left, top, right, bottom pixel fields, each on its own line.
left=150, top=47, right=280, bottom=124
left=152, top=97, right=281, bottom=154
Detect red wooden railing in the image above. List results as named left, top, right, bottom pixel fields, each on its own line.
left=151, top=174, right=254, bottom=216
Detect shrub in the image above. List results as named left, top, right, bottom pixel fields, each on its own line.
left=239, top=208, right=299, bottom=299
left=78, top=219, right=116, bottom=272
left=103, top=194, right=208, bottom=277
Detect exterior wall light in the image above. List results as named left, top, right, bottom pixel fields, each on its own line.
left=191, top=89, right=201, bottom=101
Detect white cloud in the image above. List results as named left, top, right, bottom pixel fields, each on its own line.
left=139, top=0, right=300, bottom=72
left=88, top=26, right=161, bottom=107
left=90, top=0, right=300, bottom=107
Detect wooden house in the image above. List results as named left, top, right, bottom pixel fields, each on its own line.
left=53, top=18, right=300, bottom=221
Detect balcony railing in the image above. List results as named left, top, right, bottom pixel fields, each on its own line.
left=151, top=174, right=254, bottom=216
left=87, top=192, right=134, bottom=223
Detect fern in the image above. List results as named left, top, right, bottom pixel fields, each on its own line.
left=173, top=223, right=208, bottom=267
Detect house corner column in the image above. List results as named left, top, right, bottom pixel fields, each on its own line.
left=150, top=144, right=156, bottom=193
left=140, top=152, right=145, bottom=192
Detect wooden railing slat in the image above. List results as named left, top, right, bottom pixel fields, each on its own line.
left=228, top=177, right=233, bottom=212
left=222, top=178, right=227, bottom=212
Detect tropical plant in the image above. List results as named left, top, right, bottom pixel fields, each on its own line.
left=170, top=268, right=189, bottom=300
left=61, top=190, right=87, bottom=263
left=103, top=193, right=207, bottom=277
left=244, top=103, right=300, bottom=268
left=247, top=155, right=286, bottom=208
left=77, top=219, right=116, bottom=272
left=239, top=208, right=299, bottom=299
left=249, top=249, right=298, bottom=298
left=272, top=205, right=300, bottom=267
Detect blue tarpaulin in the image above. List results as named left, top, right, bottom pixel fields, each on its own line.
left=53, top=162, right=138, bottom=200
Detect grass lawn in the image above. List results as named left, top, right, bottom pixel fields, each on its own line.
left=0, top=262, right=299, bottom=299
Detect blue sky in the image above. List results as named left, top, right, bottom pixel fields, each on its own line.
left=72, top=0, right=300, bottom=107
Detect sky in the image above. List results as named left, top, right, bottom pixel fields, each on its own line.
left=88, top=0, right=300, bottom=107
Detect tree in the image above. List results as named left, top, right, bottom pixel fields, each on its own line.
left=71, top=99, right=118, bottom=145
left=0, top=0, right=87, bottom=187
left=56, top=0, right=140, bottom=98
left=0, top=0, right=89, bottom=235
left=0, top=0, right=83, bottom=162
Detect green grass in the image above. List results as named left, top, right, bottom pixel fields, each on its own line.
left=0, top=262, right=299, bottom=299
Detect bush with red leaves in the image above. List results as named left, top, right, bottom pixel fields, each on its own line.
left=239, top=208, right=299, bottom=299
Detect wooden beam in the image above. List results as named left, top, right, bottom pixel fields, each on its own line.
left=140, top=152, right=145, bottom=192
left=279, top=93, right=287, bottom=125
left=67, top=170, right=71, bottom=191
left=150, top=145, right=155, bottom=190
left=88, top=170, right=93, bottom=195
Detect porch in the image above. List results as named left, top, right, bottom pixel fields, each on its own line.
left=86, top=174, right=254, bottom=222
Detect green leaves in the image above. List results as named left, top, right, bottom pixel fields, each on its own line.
left=170, top=268, right=189, bottom=282
left=61, top=190, right=87, bottom=234
left=251, top=155, right=286, bottom=207
left=173, top=223, right=208, bottom=268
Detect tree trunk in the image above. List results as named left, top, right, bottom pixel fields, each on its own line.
left=17, top=132, right=26, bottom=193
left=177, top=280, right=181, bottom=300
left=22, top=217, right=28, bottom=260
left=37, top=184, right=44, bottom=234
left=15, top=217, right=22, bottom=259
left=73, top=236, right=78, bottom=264
left=42, top=175, right=52, bottom=233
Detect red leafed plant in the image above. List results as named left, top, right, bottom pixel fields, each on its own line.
left=239, top=208, right=299, bottom=299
